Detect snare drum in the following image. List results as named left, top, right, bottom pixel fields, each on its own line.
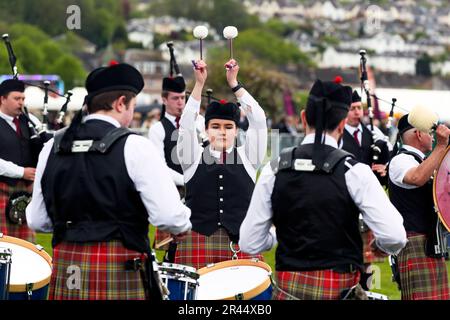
left=0, top=234, right=52, bottom=300
left=0, top=247, right=12, bottom=300
left=158, top=262, right=199, bottom=300
left=197, top=259, right=272, bottom=300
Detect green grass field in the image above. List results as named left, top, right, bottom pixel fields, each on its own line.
left=36, top=227, right=440, bottom=300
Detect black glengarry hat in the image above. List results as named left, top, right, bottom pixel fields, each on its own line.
left=205, top=100, right=240, bottom=127
left=0, top=79, right=25, bottom=96
left=85, top=62, right=144, bottom=105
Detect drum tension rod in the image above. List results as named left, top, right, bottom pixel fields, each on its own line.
left=26, top=283, right=33, bottom=300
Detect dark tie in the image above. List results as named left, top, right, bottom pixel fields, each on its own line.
left=219, top=151, right=227, bottom=165
left=13, top=117, right=22, bottom=137
left=175, top=116, right=180, bottom=129
left=353, top=128, right=360, bottom=146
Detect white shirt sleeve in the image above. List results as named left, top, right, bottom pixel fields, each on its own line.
left=125, top=135, right=191, bottom=234
left=148, top=121, right=184, bottom=186
left=25, top=138, right=54, bottom=233
left=177, top=96, right=203, bottom=182
left=0, top=158, right=24, bottom=178
left=388, top=153, right=420, bottom=190
left=239, top=91, right=268, bottom=169
left=239, top=162, right=277, bottom=255
left=26, top=134, right=192, bottom=235
left=345, top=161, right=408, bottom=255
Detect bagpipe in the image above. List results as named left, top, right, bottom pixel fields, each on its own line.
left=358, top=50, right=390, bottom=166
left=1, top=34, right=72, bottom=225
left=2, top=34, right=73, bottom=142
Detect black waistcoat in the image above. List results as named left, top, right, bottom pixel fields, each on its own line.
left=271, top=144, right=363, bottom=272
left=388, top=149, right=435, bottom=234
left=185, top=147, right=254, bottom=242
left=160, top=117, right=183, bottom=174
left=0, top=115, right=35, bottom=185
left=41, top=120, right=149, bottom=253
left=342, top=125, right=374, bottom=166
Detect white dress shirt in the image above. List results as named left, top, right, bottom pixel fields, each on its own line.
left=148, top=112, right=205, bottom=186
left=177, top=90, right=267, bottom=183
left=239, top=133, right=407, bottom=256
left=388, top=144, right=425, bottom=190
left=0, top=111, right=42, bottom=178
left=26, top=114, right=192, bottom=235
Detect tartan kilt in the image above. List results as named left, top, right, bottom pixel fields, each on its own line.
left=49, top=240, right=147, bottom=300
left=272, top=269, right=360, bottom=300
left=0, top=181, right=35, bottom=243
left=397, top=233, right=449, bottom=300
left=175, top=228, right=264, bottom=270
left=362, top=229, right=385, bottom=264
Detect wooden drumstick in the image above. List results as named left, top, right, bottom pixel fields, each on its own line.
left=154, top=236, right=174, bottom=249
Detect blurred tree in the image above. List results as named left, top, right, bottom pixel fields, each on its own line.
left=47, top=54, right=87, bottom=89
left=14, top=37, right=45, bottom=74
left=197, top=47, right=298, bottom=118
left=234, top=29, right=314, bottom=67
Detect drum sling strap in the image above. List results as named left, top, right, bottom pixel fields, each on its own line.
left=271, top=146, right=354, bottom=174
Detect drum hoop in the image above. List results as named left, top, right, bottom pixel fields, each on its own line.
left=159, top=262, right=197, bottom=273
left=197, top=259, right=272, bottom=300
left=0, top=235, right=52, bottom=292
left=433, top=145, right=450, bottom=232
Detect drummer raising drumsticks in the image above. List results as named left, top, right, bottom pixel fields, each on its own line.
left=174, top=58, right=268, bottom=270
left=388, top=106, right=450, bottom=300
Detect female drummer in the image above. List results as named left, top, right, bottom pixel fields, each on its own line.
left=174, top=59, right=268, bottom=269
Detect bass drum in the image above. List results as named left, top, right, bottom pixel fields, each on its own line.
left=433, top=146, right=450, bottom=232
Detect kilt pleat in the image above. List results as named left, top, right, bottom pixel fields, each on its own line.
left=272, top=269, right=360, bottom=300
left=398, top=233, right=449, bottom=300
left=175, top=228, right=263, bottom=270
left=0, top=181, right=35, bottom=243
left=49, top=240, right=147, bottom=300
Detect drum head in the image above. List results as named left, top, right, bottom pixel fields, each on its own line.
left=0, top=235, right=52, bottom=292
left=434, top=146, right=450, bottom=231
left=196, top=259, right=271, bottom=300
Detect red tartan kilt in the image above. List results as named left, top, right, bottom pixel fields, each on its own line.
left=398, top=233, right=449, bottom=300
left=49, top=240, right=148, bottom=300
left=0, top=181, right=35, bottom=243
left=175, top=228, right=264, bottom=270
left=273, top=269, right=360, bottom=300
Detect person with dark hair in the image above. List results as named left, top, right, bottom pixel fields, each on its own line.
left=388, top=113, right=450, bottom=300
left=0, top=79, right=42, bottom=242
left=239, top=79, right=407, bottom=300
left=174, top=59, right=267, bottom=269
left=26, top=62, right=191, bottom=300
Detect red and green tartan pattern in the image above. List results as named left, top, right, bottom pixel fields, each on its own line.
left=49, top=240, right=147, bottom=300
left=175, top=228, right=263, bottom=270
left=397, top=233, right=449, bottom=300
left=362, top=229, right=385, bottom=264
left=0, top=181, right=35, bottom=243
left=272, top=269, right=360, bottom=300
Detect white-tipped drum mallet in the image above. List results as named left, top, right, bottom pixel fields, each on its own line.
left=408, top=105, right=439, bottom=133
left=193, top=25, right=208, bottom=60
left=223, top=26, right=238, bottom=69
